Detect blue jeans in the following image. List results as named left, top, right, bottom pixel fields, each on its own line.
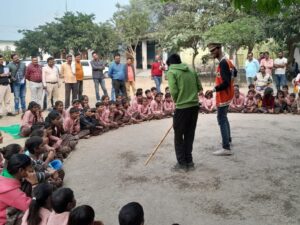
left=13, top=82, right=26, bottom=112
left=93, top=78, right=108, bottom=101
left=275, top=74, right=286, bottom=91
left=111, top=86, right=115, bottom=101
left=153, top=76, right=162, bottom=93
left=217, top=105, right=231, bottom=150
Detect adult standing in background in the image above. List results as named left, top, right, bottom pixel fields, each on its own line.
left=42, top=57, right=60, bottom=110
left=61, top=54, right=77, bottom=109
left=108, top=53, right=127, bottom=98
left=208, top=43, right=236, bottom=156
left=151, top=55, right=165, bottom=93
left=167, top=54, right=202, bottom=171
left=26, top=56, right=43, bottom=107
left=260, top=51, right=273, bottom=76
left=125, top=57, right=136, bottom=98
left=90, top=52, right=108, bottom=102
left=74, top=53, right=84, bottom=99
left=274, top=51, right=288, bottom=91
left=245, top=52, right=259, bottom=85
left=0, top=54, right=14, bottom=118
left=8, top=54, right=26, bottom=114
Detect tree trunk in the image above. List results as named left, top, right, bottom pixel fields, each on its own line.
left=287, top=40, right=296, bottom=65
left=192, top=51, right=199, bottom=71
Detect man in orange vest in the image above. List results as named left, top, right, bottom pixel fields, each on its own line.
left=75, top=53, right=84, bottom=99
left=208, top=43, right=236, bottom=156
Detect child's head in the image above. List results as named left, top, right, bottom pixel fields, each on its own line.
left=277, top=90, right=285, bottom=98
left=0, top=144, right=23, bottom=161
left=109, top=101, right=117, bottom=111
left=282, top=85, right=289, bottom=93
left=54, top=100, right=64, bottom=112
left=80, top=95, right=89, bottom=107
left=142, top=97, right=148, bottom=106
left=83, top=107, right=93, bottom=117
left=95, top=102, right=105, bottom=112
left=116, top=102, right=124, bottom=110
left=69, top=107, right=80, bottom=120
left=263, top=87, right=274, bottom=98
left=248, top=84, right=255, bottom=90
left=233, top=84, right=240, bottom=92
left=155, top=93, right=163, bottom=102
left=25, top=136, right=44, bottom=155
left=136, top=88, right=143, bottom=96
left=248, top=90, right=255, bottom=99
left=165, top=93, right=172, bottom=101
left=101, top=95, right=110, bottom=105
left=145, top=90, right=152, bottom=98
left=234, top=89, right=240, bottom=98
left=122, top=99, right=129, bottom=109
left=198, top=90, right=204, bottom=96
left=165, top=86, right=170, bottom=93
left=119, top=202, right=144, bottom=225
left=46, top=111, right=61, bottom=127
left=151, top=87, right=157, bottom=95
left=116, top=95, right=123, bottom=102
left=51, top=188, right=76, bottom=213
left=68, top=205, right=95, bottom=225
left=28, top=101, right=40, bottom=113
left=28, top=183, right=53, bottom=225
left=136, top=92, right=143, bottom=102
left=205, top=90, right=213, bottom=99
left=255, top=93, right=262, bottom=100
left=72, top=99, right=81, bottom=108
left=7, top=154, right=32, bottom=180
left=30, top=129, right=44, bottom=138
left=289, top=93, right=296, bottom=101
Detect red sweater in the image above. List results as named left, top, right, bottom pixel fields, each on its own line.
left=262, top=96, right=275, bottom=109
left=151, top=62, right=164, bottom=76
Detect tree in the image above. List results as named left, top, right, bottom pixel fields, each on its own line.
left=112, top=0, right=150, bottom=61
left=204, top=16, right=265, bottom=57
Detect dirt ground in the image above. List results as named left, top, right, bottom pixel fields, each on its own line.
left=1, top=77, right=299, bottom=225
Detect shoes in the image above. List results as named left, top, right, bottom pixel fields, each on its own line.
left=213, top=149, right=233, bottom=156
left=172, top=163, right=187, bottom=172
left=7, top=112, right=15, bottom=116
left=187, top=162, right=195, bottom=171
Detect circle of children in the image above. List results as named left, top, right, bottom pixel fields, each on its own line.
left=1, top=50, right=300, bottom=225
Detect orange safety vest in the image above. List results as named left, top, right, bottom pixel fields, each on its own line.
left=215, top=59, right=235, bottom=107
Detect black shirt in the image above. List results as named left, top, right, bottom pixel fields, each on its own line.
left=0, top=64, right=10, bottom=85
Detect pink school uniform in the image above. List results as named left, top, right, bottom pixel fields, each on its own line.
left=230, top=95, right=245, bottom=108
left=203, top=98, right=215, bottom=111
left=46, top=211, right=69, bottom=225
left=150, top=100, right=163, bottom=115
left=138, top=104, right=152, bottom=116
left=63, top=117, right=80, bottom=135
left=21, top=207, right=51, bottom=225
left=244, top=97, right=256, bottom=108
left=163, top=101, right=175, bottom=113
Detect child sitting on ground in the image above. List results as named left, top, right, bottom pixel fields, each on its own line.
left=123, top=100, right=142, bottom=123
left=21, top=183, right=53, bottom=225
left=20, top=101, right=43, bottom=137
left=80, top=95, right=90, bottom=109
left=47, top=188, right=76, bottom=225
left=275, top=90, right=288, bottom=114
left=163, top=93, right=175, bottom=117
left=119, top=202, right=144, bottom=225
left=53, top=101, right=67, bottom=121
left=229, top=89, right=245, bottom=113
left=95, top=102, right=118, bottom=130
left=282, top=85, right=289, bottom=98
left=262, top=87, right=275, bottom=113
left=198, top=90, right=205, bottom=110
left=109, top=101, right=123, bottom=127
left=66, top=100, right=81, bottom=118
left=151, top=87, right=158, bottom=97
left=138, top=97, right=154, bottom=121
left=165, top=86, right=170, bottom=94
left=150, top=93, right=164, bottom=119
left=30, top=128, right=56, bottom=155
left=145, top=89, right=153, bottom=106
left=286, top=93, right=298, bottom=114
left=131, top=92, right=143, bottom=112
left=68, top=205, right=103, bottom=225
left=80, top=107, right=103, bottom=136
left=248, top=84, right=256, bottom=96
left=101, top=95, right=110, bottom=110
left=64, top=108, right=90, bottom=139
left=234, top=84, right=245, bottom=98
left=0, top=144, right=23, bottom=172
left=202, top=90, right=216, bottom=113
left=243, top=90, right=257, bottom=113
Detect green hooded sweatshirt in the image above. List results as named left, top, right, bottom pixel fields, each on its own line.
left=167, top=63, right=202, bottom=109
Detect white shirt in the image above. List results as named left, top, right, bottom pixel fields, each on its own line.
left=274, top=57, right=287, bottom=75
left=42, top=65, right=59, bottom=86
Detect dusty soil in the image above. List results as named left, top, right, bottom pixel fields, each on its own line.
left=63, top=114, right=300, bottom=225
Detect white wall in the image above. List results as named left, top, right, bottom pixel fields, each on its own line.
left=294, top=47, right=300, bottom=65
left=0, top=41, right=16, bottom=51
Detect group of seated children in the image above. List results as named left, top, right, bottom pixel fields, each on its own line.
left=198, top=84, right=300, bottom=114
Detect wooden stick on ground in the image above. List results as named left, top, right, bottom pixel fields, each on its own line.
left=144, top=124, right=173, bottom=166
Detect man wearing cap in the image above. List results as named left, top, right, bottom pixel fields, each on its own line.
left=208, top=43, right=236, bottom=156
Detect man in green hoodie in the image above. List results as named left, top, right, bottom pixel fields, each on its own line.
left=166, top=54, right=202, bottom=171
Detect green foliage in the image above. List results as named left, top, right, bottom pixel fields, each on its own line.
left=112, top=0, right=151, bottom=57
left=204, top=16, right=265, bottom=53
left=0, top=49, right=15, bottom=61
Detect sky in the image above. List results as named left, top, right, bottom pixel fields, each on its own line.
left=0, top=0, right=129, bottom=41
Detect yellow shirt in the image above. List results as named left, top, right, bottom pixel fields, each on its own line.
left=61, top=63, right=76, bottom=83
left=75, top=62, right=84, bottom=81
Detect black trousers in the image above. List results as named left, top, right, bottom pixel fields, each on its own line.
left=173, top=106, right=199, bottom=165
left=77, top=80, right=83, bottom=99
left=112, top=79, right=127, bottom=98
left=65, top=83, right=78, bottom=108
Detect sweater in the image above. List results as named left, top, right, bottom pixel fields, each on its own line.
left=167, top=63, right=202, bottom=109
